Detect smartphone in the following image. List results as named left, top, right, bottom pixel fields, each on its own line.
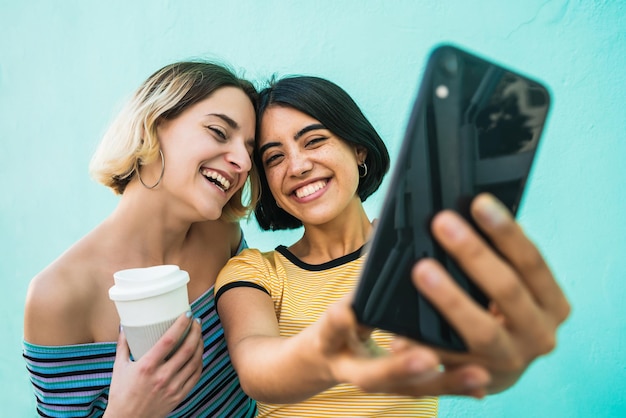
left=352, top=44, right=551, bottom=351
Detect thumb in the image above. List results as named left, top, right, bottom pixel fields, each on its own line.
left=114, top=325, right=131, bottom=363
left=322, top=298, right=367, bottom=353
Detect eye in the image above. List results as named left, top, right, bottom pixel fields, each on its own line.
left=264, top=153, right=284, bottom=167
left=305, top=136, right=327, bottom=147
left=207, top=126, right=227, bottom=141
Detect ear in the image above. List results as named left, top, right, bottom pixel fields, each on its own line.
left=355, top=146, right=368, bottom=165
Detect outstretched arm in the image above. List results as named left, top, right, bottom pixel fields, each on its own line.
left=217, top=286, right=492, bottom=404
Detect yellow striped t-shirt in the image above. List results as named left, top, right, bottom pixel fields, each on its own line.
left=215, top=245, right=438, bottom=417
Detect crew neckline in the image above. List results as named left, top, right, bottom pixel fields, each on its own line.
left=275, top=244, right=367, bottom=271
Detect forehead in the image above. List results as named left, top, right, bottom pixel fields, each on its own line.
left=204, top=86, right=253, bottom=107
left=259, top=106, right=319, bottom=141
left=191, top=87, right=255, bottom=126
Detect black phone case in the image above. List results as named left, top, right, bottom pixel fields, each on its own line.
left=352, top=44, right=551, bottom=351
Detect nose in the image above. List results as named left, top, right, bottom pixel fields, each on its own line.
left=226, top=140, right=252, bottom=173
left=287, top=151, right=313, bottom=177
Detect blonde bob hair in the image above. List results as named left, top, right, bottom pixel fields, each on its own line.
left=89, top=61, right=259, bottom=221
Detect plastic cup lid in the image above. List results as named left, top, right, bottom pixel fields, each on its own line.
left=109, top=265, right=190, bottom=301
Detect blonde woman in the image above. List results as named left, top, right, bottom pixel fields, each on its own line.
left=23, top=61, right=259, bottom=417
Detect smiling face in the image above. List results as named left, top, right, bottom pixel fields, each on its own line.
left=156, top=86, right=255, bottom=221
left=258, top=106, right=367, bottom=227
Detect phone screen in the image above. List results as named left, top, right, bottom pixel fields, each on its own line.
left=352, top=45, right=551, bottom=351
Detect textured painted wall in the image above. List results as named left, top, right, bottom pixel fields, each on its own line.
left=2, top=1, right=624, bottom=416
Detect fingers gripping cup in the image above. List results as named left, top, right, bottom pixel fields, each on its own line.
left=109, top=265, right=191, bottom=361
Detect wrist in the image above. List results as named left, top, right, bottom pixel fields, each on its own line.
left=298, top=322, right=338, bottom=387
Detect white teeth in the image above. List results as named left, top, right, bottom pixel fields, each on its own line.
left=201, top=168, right=231, bottom=191
left=295, top=180, right=327, bottom=198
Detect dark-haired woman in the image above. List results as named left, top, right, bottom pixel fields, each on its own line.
left=215, top=75, right=570, bottom=417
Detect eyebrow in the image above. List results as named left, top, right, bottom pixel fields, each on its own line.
left=258, top=123, right=327, bottom=157
left=258, top=141, right=280, bottom=157
left=209, top=113, right=239, bottom=129
left=294, top=123, right=325, bottom=140
left=209, top=113, right=253, bottom=151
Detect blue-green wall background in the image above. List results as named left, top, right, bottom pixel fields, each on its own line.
left=2, top=1, right=625, bottom=416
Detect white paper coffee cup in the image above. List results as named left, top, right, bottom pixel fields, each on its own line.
left=109, top=265, right=191, bottom=360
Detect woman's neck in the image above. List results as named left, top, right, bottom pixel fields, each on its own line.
left=103, top=187, right=196, bottom=266
left=289, top=198, right=372, bottom=264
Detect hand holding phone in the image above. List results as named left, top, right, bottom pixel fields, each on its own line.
left=353, top=45, right=551, bottom=351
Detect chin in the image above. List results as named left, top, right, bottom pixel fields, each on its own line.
left=198, top=207, right=224, bottom=222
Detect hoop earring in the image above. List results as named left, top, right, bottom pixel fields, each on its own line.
left=137, top=149, right=165, bottom=189
left=358, top=162, right=368, bottom=178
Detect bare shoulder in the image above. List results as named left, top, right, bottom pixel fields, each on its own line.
left=24, top=242, right=100, bottom=346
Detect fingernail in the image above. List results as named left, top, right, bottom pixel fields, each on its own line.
left=439, top=214, right=465, bottom=241
left=195, top=318, right=201, bottom=325
left=186, top=310, right=192, bottom=318
left=476, top=195, right=510, bottom=227
left=408, top=356, right=435, bottom=373
left=464, top=376, right=482, bottom=390
left=421, top=266, right=441, bottom=288
left=463, top=371, right=490, bottom=390
left=408, top=360, right=440, bottom=378
left=408, top=358, right=427, bottom=372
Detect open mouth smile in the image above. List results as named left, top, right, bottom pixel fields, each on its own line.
left=200, top=168, right=232, bottom=192
left=294, top=179, right=327, bottom=198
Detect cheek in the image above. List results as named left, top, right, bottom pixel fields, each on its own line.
left=341, top=159, right=361, bottom=192
left=235, top=173, right=249, bottom=192
left=264, top=168, right=283, bottom=195
left=333, top=153, right=359, bottom=178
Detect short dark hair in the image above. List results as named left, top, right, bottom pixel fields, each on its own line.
left=254, top=76, right=390, bottom=230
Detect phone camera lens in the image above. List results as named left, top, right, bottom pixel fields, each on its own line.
left=435, top=85, right=449, bottom=99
